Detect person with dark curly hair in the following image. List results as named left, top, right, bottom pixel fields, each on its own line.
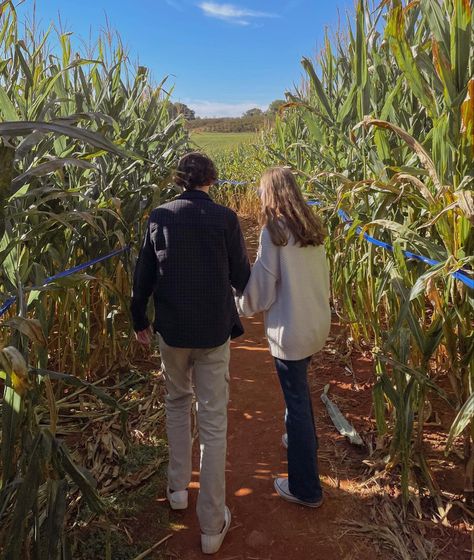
left=131, top=152, right=250, bottom=554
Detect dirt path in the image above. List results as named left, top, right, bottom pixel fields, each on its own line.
left=160, top=313, right=380, bottom=560
left=160, top=221, right=379, bottom=560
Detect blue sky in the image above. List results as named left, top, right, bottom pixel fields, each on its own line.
left=18, top=1, right=354, bottom=117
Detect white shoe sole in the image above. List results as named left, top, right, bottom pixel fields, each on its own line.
left=274, top=478, right=323, bottom=508
left=201, top=506, right=231, bottom=554
left=282, top=433, right=288, bottom=449
left=166, top=487, right=188, bottom=510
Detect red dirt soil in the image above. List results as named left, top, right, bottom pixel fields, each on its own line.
left=161, top=313, right=381, bottom=560
left=160, top=221, right=378, bottom=560
left=132, top=219, right=470, bottom=560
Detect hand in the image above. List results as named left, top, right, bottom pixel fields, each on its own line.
left=135, top=326, right=153, bottom=346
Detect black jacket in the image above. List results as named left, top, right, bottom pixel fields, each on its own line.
left=130, top=190, right=250, bottom=348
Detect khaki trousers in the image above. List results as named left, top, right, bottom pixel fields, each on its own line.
left=158, top=335, right=230, bottom=536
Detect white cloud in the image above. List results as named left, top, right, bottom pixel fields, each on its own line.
left=198, top=2, right=277, bottom=25
left=185, top=99, right=268, bottom=118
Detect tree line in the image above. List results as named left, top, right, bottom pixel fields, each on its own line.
left=169, top=100, right=286, bottom=133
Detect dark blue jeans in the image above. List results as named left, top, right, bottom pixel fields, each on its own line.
left=275, top=356, right=323, bottom=503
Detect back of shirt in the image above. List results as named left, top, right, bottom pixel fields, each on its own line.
left=131, top=190, right=250, bottom=348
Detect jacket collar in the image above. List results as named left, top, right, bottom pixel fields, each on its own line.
left=178, top=189, right=213, bottom=202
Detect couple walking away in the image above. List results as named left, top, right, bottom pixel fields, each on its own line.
left=131, top=152, right=331, bottom=554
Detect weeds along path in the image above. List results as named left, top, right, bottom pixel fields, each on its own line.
left=158, top=219, right=379, bottom=560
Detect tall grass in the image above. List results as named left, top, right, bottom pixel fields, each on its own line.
left=211, top=139, right=269, bottom=217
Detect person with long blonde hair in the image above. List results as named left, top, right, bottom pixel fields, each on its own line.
left=236, top=166, right=330, bottom=508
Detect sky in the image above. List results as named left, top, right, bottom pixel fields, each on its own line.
left=17, top=1, right=355, bottom=117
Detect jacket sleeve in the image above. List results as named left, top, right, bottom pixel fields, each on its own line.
left=235, top=227, right=279, bottom=317
left=226, top=211, right=251, bottom=294
left=130, top=214, right=157, bottom=332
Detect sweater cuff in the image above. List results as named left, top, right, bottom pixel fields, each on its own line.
left=130, top=296, right=151, bottom=332
left=133, top=315, right=150, bottom=333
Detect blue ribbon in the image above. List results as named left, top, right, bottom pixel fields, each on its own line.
left=0, top=297, right=17, bottom=317
left=0, top=246, right=130, bottom=319
left=3, top=184, right=469, bottom=323
left=307, top=200, right=474, bottom=290
left=220, top=188, right=473, bottom=289
left=44, top=246, right=129, bottom=284
left=217, top=179, right=248, bottom=186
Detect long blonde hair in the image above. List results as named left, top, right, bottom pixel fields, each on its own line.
left=259, top=167, right=325, bottom=247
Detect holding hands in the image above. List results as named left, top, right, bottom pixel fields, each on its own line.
left=135, top=325, right=153, bottom=346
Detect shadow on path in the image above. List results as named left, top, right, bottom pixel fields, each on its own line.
left=161, top=314, right=378, bottom=560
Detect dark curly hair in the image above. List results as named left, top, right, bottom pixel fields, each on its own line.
left=175, top=152, right=218, bottom=190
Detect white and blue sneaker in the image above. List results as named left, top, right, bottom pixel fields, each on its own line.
left=274, top=477, right=323, bottom=508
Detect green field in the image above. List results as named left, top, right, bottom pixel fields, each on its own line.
left=190, top=131, right=256, bottom=153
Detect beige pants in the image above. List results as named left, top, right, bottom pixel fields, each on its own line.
left=158, top=335, right=230, bottom=536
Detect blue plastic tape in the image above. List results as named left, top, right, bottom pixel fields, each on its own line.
left=0, top=297, right=17, bottom=317
left=226, top=185, right=473, bottom=289
left=217, top=179, right=248, bottom=186
left=307, top=199, right=474, bottom=290
left=0, top=246, right=129, bottom=319
left=44, top=246, right=129, bottom=284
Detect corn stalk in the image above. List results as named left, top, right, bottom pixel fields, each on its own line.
left=0, top=2, right=187, bottom=556
left=266, top=0, right=474, bottom=509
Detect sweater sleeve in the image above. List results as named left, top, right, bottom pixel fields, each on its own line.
left=235, top=227, right=279, bottom=317
left=226, top=211, right=251, bottom=294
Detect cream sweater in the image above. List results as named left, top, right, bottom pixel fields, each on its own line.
left=236, top=226, right=331, bottom=360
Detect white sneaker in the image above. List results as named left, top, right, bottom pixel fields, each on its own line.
left=274, top=477, right=323, bottom=508
left=282, top=433, right=288, bottom=449
left=166, top=487, right=188, bottom=510
left=201, top=506, right=231, bottom=554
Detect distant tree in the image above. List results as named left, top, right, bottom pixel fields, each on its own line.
left=171, top=102, right=196, bottom=120
left=243, top=108, right=263, bottom=118
left=185, top=114, right=265, bottom=134
left=267, top=99, right=286, bottom=115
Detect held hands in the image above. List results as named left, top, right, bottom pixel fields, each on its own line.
left=135, top=325, right=153, bottom=346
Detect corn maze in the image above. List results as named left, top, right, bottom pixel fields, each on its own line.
left=0, top=0, right=473, bottom=558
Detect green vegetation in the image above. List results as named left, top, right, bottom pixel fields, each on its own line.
left=1, top=0, right=474, bottom=557
left=0, top=2, right=186, bottom=557
left=191, top=131, right=256, bottom=153
left=188, top=115, right=265, bottom=133
left=260, top=0, right=474, bottom=509
left=177, top=99, right=285, bottom=134
left=211, top=142, right=268, bottom=215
